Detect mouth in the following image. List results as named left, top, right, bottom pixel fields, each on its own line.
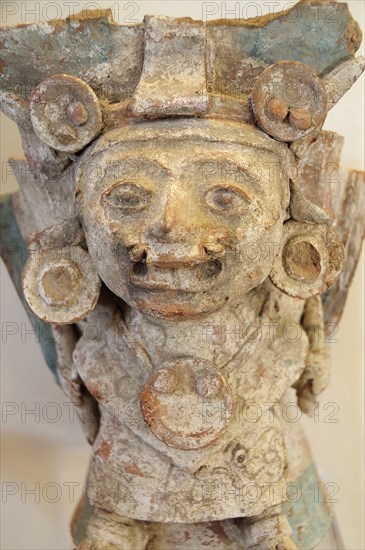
left=130, top=258, right=223, bottom=292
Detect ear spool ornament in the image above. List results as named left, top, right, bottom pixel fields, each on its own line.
left=269, top=221, right=345, bottom=300
left=22, top=220, right=101, bottom=325
left=29, top=74, right=103, bottom=154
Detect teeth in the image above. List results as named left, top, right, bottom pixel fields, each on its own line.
left=147, top=267, right=174, bottom=287
left=132, top=261, right=223, bottom=290
left=172, top=268, right=179, bottom=286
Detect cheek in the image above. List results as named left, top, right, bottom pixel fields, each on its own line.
left=81, top=203, right=104, bottom=249
left=232, top=220, right=283, bottom=289
left=83, top=224, right=133, bottom=301
left=84, top=221, right=115, bottom=271
left=81, top=204, right=124, bottom=276
left=235, top=192, right=284, bottom=238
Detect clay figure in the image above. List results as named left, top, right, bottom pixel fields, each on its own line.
left=1, top=1, right=364, bottom=548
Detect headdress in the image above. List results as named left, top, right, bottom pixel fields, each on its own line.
left=2, top=3, right=364, bottom=152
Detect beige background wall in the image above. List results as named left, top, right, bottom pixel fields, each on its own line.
left=1, top=2, right=364, bottom=549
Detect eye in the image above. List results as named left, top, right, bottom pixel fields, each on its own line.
left=205, top=186, right=250, bottom=213
left=103, top=183, right=151, bottom=212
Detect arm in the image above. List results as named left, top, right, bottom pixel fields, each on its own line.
left=294, top=295, right=330, bottom=414
left=53, top=324, right=100, bottom=445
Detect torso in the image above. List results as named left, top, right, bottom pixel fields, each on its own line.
left=74, top=279, right=308, bottom=521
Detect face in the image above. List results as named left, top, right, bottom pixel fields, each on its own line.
left=76, top=121, right=289, bottom=321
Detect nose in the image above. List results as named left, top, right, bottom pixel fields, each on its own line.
left=136, top=184, right=232, bottom=268
left=147, top=185, right=198, bottom=241
left=143, top=185, right=206, bottom=267
left=148, top=203, right=175, bottom=238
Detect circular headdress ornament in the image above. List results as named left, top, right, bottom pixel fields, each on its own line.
left=251, top=61, right=328, bottom=142
left=30, top=74, right=102, bottom=153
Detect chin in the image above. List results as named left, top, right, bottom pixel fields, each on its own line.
left=132, top=289, right=229, bottom=322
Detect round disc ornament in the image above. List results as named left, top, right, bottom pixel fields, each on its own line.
left=30, top=74, right=102, bottom=153
left=251, top=61, right=327, bottom=142
left=140, top=358, right=233, bottom=450
left=22, top=246, right=101, bottom=324
left=270, top=221, right=344, bottom=299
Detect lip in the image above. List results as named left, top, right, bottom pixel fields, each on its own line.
left=129, top=258, right=223, bottom=292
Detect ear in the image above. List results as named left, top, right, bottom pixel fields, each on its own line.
left=269, top=221, right=344, bottom=299
left=22, top=219, right=101, bottom=324
left=29, top=74, right=103, bottom=153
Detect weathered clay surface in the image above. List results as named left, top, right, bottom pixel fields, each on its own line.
left=0, top=1, right=364, bottom=549
left=251, top=62, right=328, bottom=142
left=30, top=74, right=103, bottom=153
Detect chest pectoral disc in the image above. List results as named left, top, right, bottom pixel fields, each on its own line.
left=140, top=358, right=233, bottom=450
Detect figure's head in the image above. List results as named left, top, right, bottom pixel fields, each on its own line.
left=75, top=119, right=290, bottom=320
left=13, top=7, right=359, bottom=325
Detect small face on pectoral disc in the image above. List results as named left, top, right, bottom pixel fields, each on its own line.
left=140, top=357, right=233, bottom=450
